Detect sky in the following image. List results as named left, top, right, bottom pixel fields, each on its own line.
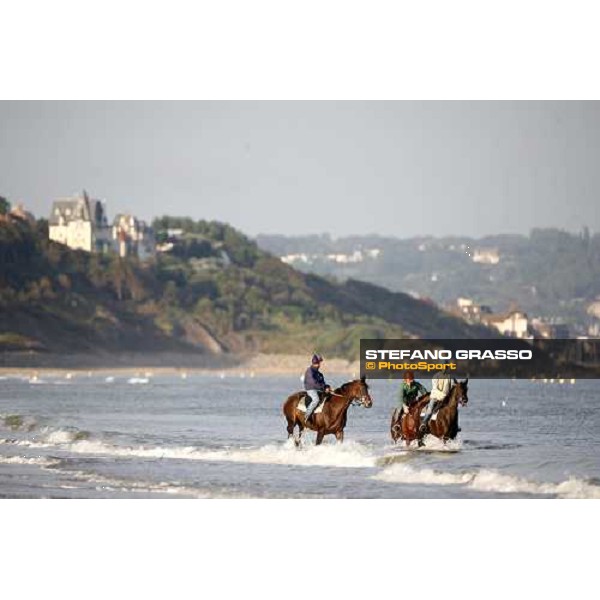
left=1, top=101, right=599, bottom=239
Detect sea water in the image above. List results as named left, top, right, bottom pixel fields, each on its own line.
left=0, top=374, right=598, bottom=498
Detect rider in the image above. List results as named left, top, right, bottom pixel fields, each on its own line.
left=418, top=363, right=452, bottom=440
left=396, top=370, right=428, bottom=422
left=303, top=353, right=331, bottom=423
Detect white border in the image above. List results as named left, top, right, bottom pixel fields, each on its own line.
left=1, top=1, right=598, bottom=596
left=1, top=500, right=597, bottom=599
left=1, top=0, right=600, bottom=99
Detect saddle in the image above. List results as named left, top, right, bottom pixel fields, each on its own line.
left=418, top=403, right=441, bottom=421
left=297, top=392, right=327, bottom=414
left=400, top=398, right=442, bottom=423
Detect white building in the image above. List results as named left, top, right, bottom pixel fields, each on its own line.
left=483, top=310, right=529, bottom=338
left=281, top=253, right=312, bottom=265
left=49, top=191, right=111, bottom=253
left=112, top=214, right=156, bottom=260
left=456, top=297, right=493, bottom=322
left=472, top=248, right=500, bottom=264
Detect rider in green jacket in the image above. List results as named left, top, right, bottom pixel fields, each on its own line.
left=396, top=370, right=428, bottom=420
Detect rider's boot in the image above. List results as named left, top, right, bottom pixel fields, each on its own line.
left=417, top=421, right=428, bottom=446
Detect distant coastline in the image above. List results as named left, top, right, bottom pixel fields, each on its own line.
left=0, top=352, right=360, bottom=378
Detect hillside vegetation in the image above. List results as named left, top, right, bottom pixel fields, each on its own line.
left=257, top=228, right=600, bottom=329
left=0, top=215, right=494, bottom=364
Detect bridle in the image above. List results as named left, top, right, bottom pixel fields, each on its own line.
left=454, top=384, right=468, bottom=407
left=349, top=383, right=371, bottom=407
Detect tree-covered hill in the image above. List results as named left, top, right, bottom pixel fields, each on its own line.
left=0, top=215, right=493, bottom=364
left=257, top=228, right=600, bottom=330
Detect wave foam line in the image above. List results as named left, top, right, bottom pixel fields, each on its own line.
left=21, top=433, right=379, bottom=468
left=62, top=469, right=252, bottom=498
left=0, top=455, right=60, bottom=467
left=373, top=464, right=600, bottom=499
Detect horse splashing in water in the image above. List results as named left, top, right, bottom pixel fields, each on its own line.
left=391, top=379, right=469, bottom=447
left=283, top=376, right=373, bottom=445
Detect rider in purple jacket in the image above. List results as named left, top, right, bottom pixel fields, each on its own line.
left=303, top=354, right=331, bottom=422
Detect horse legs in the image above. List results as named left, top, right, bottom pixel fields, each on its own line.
left=335, top=430, right=344, bottom=444
left=296, top=422, right=305, bottom=447
left=286, top=417, right=295, bottom=439
left=315, top=429, right=325, bottom=446
left=287, top=416, right=302, bottom=447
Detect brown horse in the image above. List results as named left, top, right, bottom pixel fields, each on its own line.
left=283, top=376, right=373, bottom=445
left=390, top=379, right=469, bottom=447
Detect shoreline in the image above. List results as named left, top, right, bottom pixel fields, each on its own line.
left=0, top=352, right=361, bottom=378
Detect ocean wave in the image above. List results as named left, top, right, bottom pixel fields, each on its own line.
left=0, top=455, right=60, bottom=467
left=61, top=469, right=251, bottom=498
left=20, top=434, right=379, bottom=469
left=373, top=463, right=600, bottom=499
left=0, top=452, right=248, bottom=498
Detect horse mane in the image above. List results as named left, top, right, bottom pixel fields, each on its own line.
left=335, top=379, right=367, bottom=395
left=335, top=381, right=352, bottom=394
left=439, top=382, right=462, bottom=408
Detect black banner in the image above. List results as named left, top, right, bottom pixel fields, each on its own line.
left=360, top=338, right=600, bottom=379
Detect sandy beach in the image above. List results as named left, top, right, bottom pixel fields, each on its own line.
left=0, top=352, right=361, bottom=379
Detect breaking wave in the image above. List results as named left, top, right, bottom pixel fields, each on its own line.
left=373, top=463, right=600, bottom=499
left=60, top=469, right=252, bottom=498
left=0, top=455, right=60, bottom=467
left=5, top=422, right=599, bottom=498
left=0, top=451, right=249, bottom=498
left=16, top=432, right=379, bottom=469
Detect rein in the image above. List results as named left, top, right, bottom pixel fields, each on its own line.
left=332, top=386, right=369, bottom=406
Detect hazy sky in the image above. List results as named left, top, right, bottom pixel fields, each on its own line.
left=1, top=101, right=599, bottom=238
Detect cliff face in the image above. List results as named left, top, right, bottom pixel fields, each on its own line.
left=0, top=217, right=492, bottom=363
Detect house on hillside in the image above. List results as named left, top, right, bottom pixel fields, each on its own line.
left=9, top=203, right=36, bottom=225
left=482, top=310, right=529, bottom=338
left=530, top=318, right=570, bottom=339
left=0, top=202, right=36, bottom=225
left=472, top=248, right=500, bottom=264
left=112, top=214, right=156, bottom=260
left=456, top=297, right=492, bottom=323
left=49, top=191, right=111, bottom=253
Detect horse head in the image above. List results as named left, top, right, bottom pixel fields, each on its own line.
left=340, top=376, right=373, bottom=408
left=452, top=378, right=469, bottom=406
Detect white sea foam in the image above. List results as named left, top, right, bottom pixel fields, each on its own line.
left=22, top=434, right=379, bottom=469
left=0, top=451, right=246, bottom=497
left=373, top=463, right=600, bottom=499
left=42, top=429, right=80, bottom=444
left=16, top=427, right=600, bottom=498
left=127, top=377, right=149, bottom=384
left=0, top=455, right=59, bottom=467
left=63, top=469, right=250, bottom=498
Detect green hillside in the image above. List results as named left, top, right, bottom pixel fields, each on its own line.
left=257, top=229, right=600, bottom=331
left=0, top=214, right=494, bottom=364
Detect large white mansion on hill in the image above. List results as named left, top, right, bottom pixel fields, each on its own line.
left=49, top=191, right=155, bottom=259
left=49, top=191, right=111, bottom=252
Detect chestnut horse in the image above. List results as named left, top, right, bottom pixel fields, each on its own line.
left=283, top=376, right=373, bottom=445
left=390, top=379, right=469, bottom=447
